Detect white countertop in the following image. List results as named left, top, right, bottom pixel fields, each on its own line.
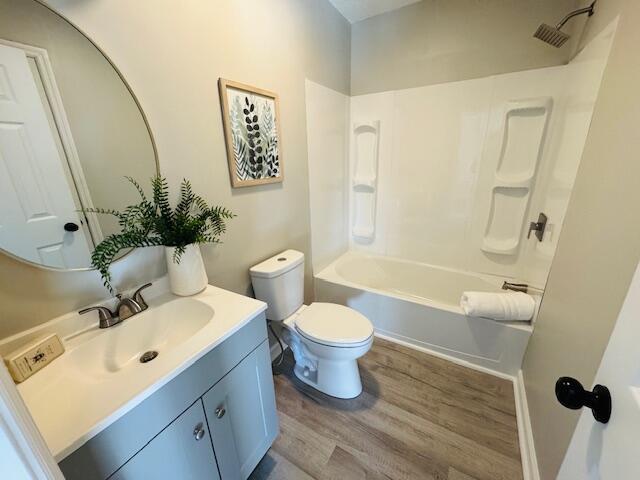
left=4, top=283, right=266, bottom=462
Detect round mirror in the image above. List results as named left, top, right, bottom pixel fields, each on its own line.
left=0, top=0, right=158, bottom=270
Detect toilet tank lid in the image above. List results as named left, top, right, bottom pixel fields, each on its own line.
left=249, top=249, right=304, bottom=279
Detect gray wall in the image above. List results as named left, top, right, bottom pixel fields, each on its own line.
left=522, top=1, right=640, bottom=478
left=0, top=0, right=350, bottom=338
left=351, top=0, right=581, bottom=95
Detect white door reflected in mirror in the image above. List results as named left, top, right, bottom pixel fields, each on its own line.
left=0, top=0, right=158, bottom=270
left=0, top=43, right=92, bottom=268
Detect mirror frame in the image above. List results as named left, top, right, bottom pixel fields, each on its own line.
left=0, top=0, right=160, bottom=272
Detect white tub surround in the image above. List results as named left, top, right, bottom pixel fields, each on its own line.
left=315, top=252, right=534, bottom=376
left=0, top=280, right=266, bottom=461
left=346, top=27, right=614, bottom=288
left=305, top=80, right=350, bottom=273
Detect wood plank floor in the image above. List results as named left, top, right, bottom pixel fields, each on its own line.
left=250, top=337, right=523, bottom=480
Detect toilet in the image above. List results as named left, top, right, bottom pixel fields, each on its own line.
left=250, top=250, right=374, bottom=399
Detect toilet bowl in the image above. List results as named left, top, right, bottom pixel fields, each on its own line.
left=281, top=303, right=373, bottom=398
left=250, top=250, right=374, bottom=399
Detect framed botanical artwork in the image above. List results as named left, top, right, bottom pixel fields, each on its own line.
left=218, top=78, right=283, bottom=187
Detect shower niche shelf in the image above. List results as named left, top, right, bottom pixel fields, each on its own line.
left=352, top=121, right=379, bottom=188
left=352, top=121, right=379, bottom=241
left=482, top=97, right=552, bottom=255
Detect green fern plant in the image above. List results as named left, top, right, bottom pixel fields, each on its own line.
left=84, top=176, right=234, bottom=293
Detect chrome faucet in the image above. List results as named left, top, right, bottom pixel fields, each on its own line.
left=79, top=283, right=152, bottom=328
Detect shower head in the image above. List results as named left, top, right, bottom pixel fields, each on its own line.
left=534, top=23, right=571, bottom=47
left=534, top=1, right=596, bottom=48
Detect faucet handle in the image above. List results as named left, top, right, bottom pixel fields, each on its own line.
left=116, top=297, right=143, bottom=321
left=79, top=306, right=118, bottom=329
left=132, top=283, right=152, bottom=310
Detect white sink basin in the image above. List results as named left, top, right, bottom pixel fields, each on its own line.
left=68, top=298, right=213, bottom=376
left=7, top=282, right=267, bottom=462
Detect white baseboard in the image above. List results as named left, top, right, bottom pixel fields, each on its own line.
left=514, top=370, right=540, bottom=480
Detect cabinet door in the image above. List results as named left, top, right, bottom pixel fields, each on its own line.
left=109, top=400, right=220, bottom=480
left=202, top=340, right=279, bottom=480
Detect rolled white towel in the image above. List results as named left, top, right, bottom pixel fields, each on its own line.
left=460, top=291, right=535, bottom=322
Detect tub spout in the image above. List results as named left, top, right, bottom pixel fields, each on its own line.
left=502, top=281, right=529, bottom=293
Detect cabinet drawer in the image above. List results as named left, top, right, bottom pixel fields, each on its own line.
left=203, top=340, right=278, bottom=480
left=59, top=312, right=267, bottom=480
left=109, top=400, right=219, bottom=480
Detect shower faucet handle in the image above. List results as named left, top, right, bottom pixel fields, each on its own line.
left=527, top=212, right=548, bottom=242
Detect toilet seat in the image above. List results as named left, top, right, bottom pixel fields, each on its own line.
left=294, top=302, right=374, bottom=348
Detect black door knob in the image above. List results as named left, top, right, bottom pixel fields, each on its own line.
left=555, top=376, right=611, bottom=424
left=64, top=222, right=79, bottom=232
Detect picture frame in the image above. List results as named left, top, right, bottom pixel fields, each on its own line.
left=218, top=78, right=283, bottom=188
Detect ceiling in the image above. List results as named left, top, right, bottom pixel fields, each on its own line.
left=327, top=0, right=423, bottom=24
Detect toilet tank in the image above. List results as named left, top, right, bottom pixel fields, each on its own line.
left=249, top=250, right=304, bottom=321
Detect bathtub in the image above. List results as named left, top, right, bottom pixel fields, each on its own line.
left=314, top=251, right=534, bottom=376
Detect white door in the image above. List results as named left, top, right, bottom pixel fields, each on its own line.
left=0, top=362, right=64, bottom=480
left=558, top=260, right=640, bottom=479
left=0, top=43, right=91, bottom=269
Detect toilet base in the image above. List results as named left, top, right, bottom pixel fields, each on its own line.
left=293, top=358, right=363, bottom=399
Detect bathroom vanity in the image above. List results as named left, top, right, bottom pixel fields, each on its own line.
left=3, top=283, right=278, bottom=480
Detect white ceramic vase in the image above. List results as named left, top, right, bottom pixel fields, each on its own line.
left=165, top=243, right=208, bottom=296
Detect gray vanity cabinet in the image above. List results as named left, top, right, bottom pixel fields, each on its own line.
left=109, top=400, right=220, bottom=480
left=59, top=313, right=278, bottom=480
left=203, top=340, right=278, bottom=480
